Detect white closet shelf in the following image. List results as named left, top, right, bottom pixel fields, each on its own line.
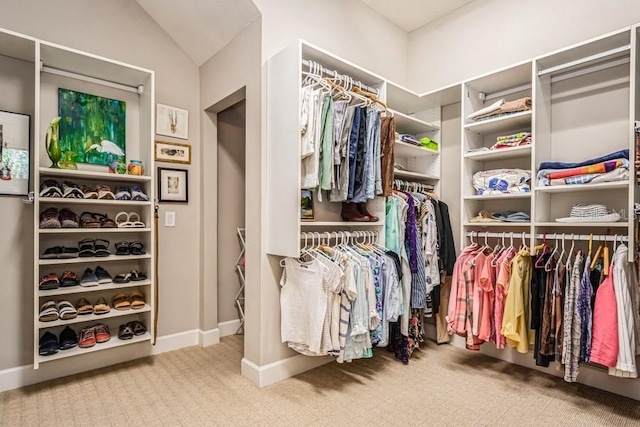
left=301, top=221, right=384, bottom=227
left=394, top=141, right=439, bottom=158
left=39, top=254, right=151, bottom=266
left=39, top=198, right=151, bottom=206
left=39, top=167, right=151, bottom=182
left=535, top=222, right=628, bottom=228
left=40, top=228, right=151, bottom=234
left=389, top=109, right=439, bottom=134
left=464, top=222, right=531, bottom=227
left=39, top=305, right=151, bottom=329
left=464, top=145, right=532, bottom=161
left=39, top=280, right=151, bottom=297
left=535, top=181, right=629, bottom=193
left=464, top=193, right=531, bottom=200
left=464, top=110, right=532, bottom=134
left=37, top=332, right=151, bottom=364
left=393, top=170, right=440, bottom=181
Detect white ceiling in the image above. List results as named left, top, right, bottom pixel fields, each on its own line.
left=136, top=0, right=260, bottom=66
left=361, top=0, right=477, bottom=32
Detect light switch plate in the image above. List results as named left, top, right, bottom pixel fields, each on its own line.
left=165, top=211, right=176, bottom=227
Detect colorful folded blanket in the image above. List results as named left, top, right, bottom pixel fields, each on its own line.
left=540, top=159, right=628, bottom=180
left=538, top=149, right=629, bottom=170
left=471, top=97, right=532, bottom=121
left=540, top=167, right=629, bottom=186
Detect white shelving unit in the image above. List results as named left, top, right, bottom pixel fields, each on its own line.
left=461, top=26, right=636, bottom=261
left=31, top=37, right=155, bottom=368
left=461, top=60, right=535, bottom=244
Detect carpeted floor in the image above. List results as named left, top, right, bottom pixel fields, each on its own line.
left=1, top=336, right=639, bottom=426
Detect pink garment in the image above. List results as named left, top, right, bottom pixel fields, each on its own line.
left=472, top=252, right=487, bottom=337
left=590, top=272, right=619, bottom=367
left=478, top=254, right=496, bottom=342
left=494, top=249, right=515, bottom=349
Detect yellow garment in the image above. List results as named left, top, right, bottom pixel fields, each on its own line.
left=501, top=250, right=532, bottom=353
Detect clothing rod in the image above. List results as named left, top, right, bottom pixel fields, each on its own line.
left=41, top=63, right=142, bottom=94
left=465, top=231, right=628, bottom=242
left=301, top=58, right=379, bottom=95
left=537, top=44, right=630, bottom=77
left=483, top=83, right=532, bottom=101
left=550, top=57, right=630, bottom=84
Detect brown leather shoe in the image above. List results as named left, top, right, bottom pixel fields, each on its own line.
left=341, top=202, right=369, bottom=222
left=357, top=203, right=379, bottom=222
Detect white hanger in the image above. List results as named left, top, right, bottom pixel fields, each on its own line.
left=544, top=233, right=559, bottom=272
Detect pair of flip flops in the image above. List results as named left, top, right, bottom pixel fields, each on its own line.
left=114, top=270, right=147, bottom=283
left=79, top=239, right=111, bottom=257
left=112, top=291, right=146, bottom=311
left=115, top=212, right=145, bottom=228
left=115, top=241, right=145, bottom=256
left=39, top=300, right=78, bottom=322
left=118, top=320, right=147, bottom=340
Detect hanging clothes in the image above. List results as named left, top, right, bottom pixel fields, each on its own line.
left=590, top=272, right=618, bottom=367
left=609, top=244, right=637, bottom=378
left=501, top=250, right=533, bottom=354
left=563, top=252, right=583, bottom=383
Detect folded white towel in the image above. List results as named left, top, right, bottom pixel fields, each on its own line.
left=467, top=99, right=505, bottom=121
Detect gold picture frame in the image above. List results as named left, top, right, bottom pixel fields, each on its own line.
left=154, top=140, right=191, bottom=165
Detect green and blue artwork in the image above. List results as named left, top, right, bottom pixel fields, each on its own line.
left=58, top=88, right=126, bottom=166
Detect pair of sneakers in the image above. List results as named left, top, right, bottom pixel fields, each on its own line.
left=80, top=266, right=112, bottom=287
left=79, top=324, right=110, bottom=348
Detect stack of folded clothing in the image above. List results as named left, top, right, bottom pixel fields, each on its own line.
left=395, top=132, right=421, bottom=146
left=537, top=149, right=629, bottom=187
left=491, top=132, right=531, bottom=149
left=467, top=97, right=532, bottom=122
left=469, top=210, right=530, bottom=223
left=555, top=204, right=620, bottom=223
left=472, top=168, right=531, bottom=195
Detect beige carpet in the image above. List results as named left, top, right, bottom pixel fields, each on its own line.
left=2, top=336, right=639, bottom=426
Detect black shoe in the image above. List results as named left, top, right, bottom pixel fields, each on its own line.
left=95, top=266, right=113, bottom=284
left=59, top=326, right=78, bottom=350
left=39, top=332, right=59, bottom=356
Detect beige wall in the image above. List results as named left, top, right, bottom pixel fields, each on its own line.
left=217, top=100, right=246, bottom=323
left=0, top=0, right=200, bottom=371
left=254, top=0, right=410, bottom=86
left=408, top=0, right=640, bottom=92
left=199, top=19, right=262, bottom=364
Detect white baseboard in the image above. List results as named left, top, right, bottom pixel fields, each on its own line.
left=0, top=328, right=217, bottom=393
left=198, top=328, right=220, bottom=347
left=218, top=319, right=242, bottom=337
left=241, top=354, right=332, bottom=388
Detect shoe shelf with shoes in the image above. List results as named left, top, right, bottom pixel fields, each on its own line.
left=30, top=39, right=156, bottom=368
left=37, top=321, right=150, bottom=363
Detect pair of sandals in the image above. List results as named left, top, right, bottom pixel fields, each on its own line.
left=115, top=212, right=145, bottom=228
left=114, top=270, right=147, bottom=284
left=112, top=291, right=146, bottom=311
left=80, top=212, right=117, bottom=228
left=39, top=180, right=84, bottom=199
left=114, top=185, right=149, bottom=202
left=115, top=241, right=145, bottom=256
left=79, top=239, right=110, bottom=257
left=39, top=300, right=78, bottom=322
left=77, top=297, right=110, bottom=315
left=118, top=320, right=147, bottom=340
left=39, top=326, right=78, bottom=355
left=81, top=184, right=115, bottom=200
left=39, top=208, right=79, bottom=229
left=41, top=246, right=79, bottom=259
left=39, top=271, right=79, bottom=290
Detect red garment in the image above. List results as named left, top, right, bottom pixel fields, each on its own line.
left=478, top=254, right=496, bottom=342
left=590, top=273, right=618, bottom=367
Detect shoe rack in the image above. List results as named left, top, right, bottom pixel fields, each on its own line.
left=22, top=35, right=156, bottom=368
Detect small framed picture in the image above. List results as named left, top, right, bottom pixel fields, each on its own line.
left=301, top=189, right=314, bottom=221
left=156, top=103, right=189, bottom=140
left=155, top=140, right=191, bottom=164
left=158, top=167, right=189, bottom=203
left=0, top=110, right=31, bottom=196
